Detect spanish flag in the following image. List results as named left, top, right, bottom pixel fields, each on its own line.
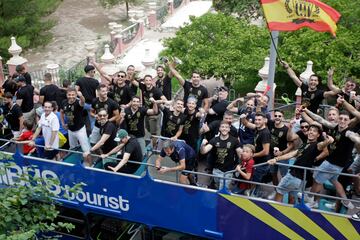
left=260, top=0, right=341, bottom=36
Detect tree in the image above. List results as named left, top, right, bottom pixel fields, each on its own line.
left=213, top=0, right=260, bottom=20
left=0, top=0, right=61, bottom=60
left=161, top=13, right=269, bottom=95
left=98, top=0, right=143, bottom=19
left=0, top=155, right=76, bottom=239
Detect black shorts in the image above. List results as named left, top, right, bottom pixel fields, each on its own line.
left=181, top=157, right=195, bottom=176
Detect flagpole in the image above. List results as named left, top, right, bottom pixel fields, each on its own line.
left=267, top=30, right=279, bottom=112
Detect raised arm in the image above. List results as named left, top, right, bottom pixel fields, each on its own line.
left=227, top=97, right=244, bottom=113
left=168, top=62, right=185, bottom=86
left=280, top=61, right=302, bottom=87
left=327, top=68, right=341, bottom=93
left=239, top=114, right=256, bottom=129
left=91, top=60, right=112, bottom=85
left=303, top=108, right=337, bottom=129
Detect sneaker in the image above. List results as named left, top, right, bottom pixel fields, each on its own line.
left=341, top=200, right=355, bottom=209
left=306, top=201, right=319, bottom=209
left=297, top=192, right=313, bottom=202
left=352, top=211, right=360, bottom=221
left=324, top=202, right=336, bottom=210
left=267, top=191, right=276, bottom=200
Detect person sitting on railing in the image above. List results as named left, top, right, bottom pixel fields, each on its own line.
left=120, top=96, right=158, bottom=156
left=83, top=108, right=117, bottom=167
left=268, top=124, right=333, bottom=204
left=227, top=98, right=256, bottom=147
left=205, top=86, right=229, bottom=124
left=102, top=129, right=143, bottom=174
left=160, top=99, right=185, bottom=141
left=304, top=99, right=357, bottom=209
left=29, top=101, right=59, bottom=160
left=280, top=60, right=336, bottom=114
left=155, top=139, right=196, bottom=185
left=200, top=121, right=242, bottom=190
left=232, top=144, right=255, bottom=195
left=13, top=120, right=35, bottom=155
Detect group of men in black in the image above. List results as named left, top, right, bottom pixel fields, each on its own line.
left=1, top=60, right=360, bottom=220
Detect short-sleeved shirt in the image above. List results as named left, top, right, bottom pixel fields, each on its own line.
left=117, top=137, right=143, bottom=173
left=208, top=135, right=241, bottom=172
left=237, top=107, right=255, bottom=146
left=61, top=99, right=86, bottom=131
left=183, top=81, right=208, bottom=108
left=99, top=121, right=117, bottom=154
left=180, top=108, right=200, bottom=143
left=2, top=80, right=18, bottom=95
left=160, top=141, right=196, bottom=164
left=23, top=72, right=32, bottom=85
left=16, top=84, right=34, bottom=113
left=4, top=104, right=22, bottom=131
left=254, top=127, right=271, bottom=164
left=75, top=77, right=99, bottom=104
left=123, top=107, right=148, bottom=137
left=205, top=120, right=238, bottom=140
left=268, top=120, right=289, bottom=157
left=238, top=159, right=255, bottom=190
left=18, top=130, right=34, bottom=154
left=155, top=75, right=172, bottom=100
left=139, top=83, right=163, bottom=109
left=206, top=99, right=229, bottom=123
left=327, top=126, right=354, bottom=168
left=108, top=84, right=134, bottom=106
left=39, top=112, right=60, bottom=149
left=300, top=83, right=325, bottom=113
left=290, top=142, right=319, bottom=179
left=92, top=98, right=119, bottom=128
left=40, top=84, right=59, bottom=104
left=161, top=108, right=185, bottom=138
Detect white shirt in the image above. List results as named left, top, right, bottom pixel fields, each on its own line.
left=39, top=112, right=59, bottom=149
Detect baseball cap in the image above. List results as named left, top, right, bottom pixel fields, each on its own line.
left=114, top=129, right=128, bottom=142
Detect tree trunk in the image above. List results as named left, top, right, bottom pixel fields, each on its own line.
left=126, top=1, right=129, bottom=19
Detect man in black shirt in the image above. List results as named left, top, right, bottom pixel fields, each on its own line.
left=1, top=74, right=18, bottom=96
left=60, top=88, right=90, bottom=152
left=39, top=73, right=59, bottom=105
left=15, top=76, right=35, bottom=125
left=206, top=86, right=229, bottom=124
left=200, top=111, right=238, bottom=141
left=121, top=96, right=158, bottom=155
left=75, top=65, right=100, bottom=129
left=90, top=84, right=119, bottom=145
left=268, top=124, right=332, bottom=203
left=3, top=92, right=23, bottom=138
left=103, top=129, right=143, bottom=174
left=125, top=65, right=138, bottom=95
left=155, top=65, right=172, bottom=100
left=16, top=65, right=31, bottom=85
left=161, top=99, right=185, bottom=140
left=201, top=121, right=242, bottom=190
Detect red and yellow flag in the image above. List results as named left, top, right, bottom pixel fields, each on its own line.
left=260, top=0, right=341, bottom=36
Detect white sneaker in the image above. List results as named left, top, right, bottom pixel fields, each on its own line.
left=341, top=200, right=355, bottom=209
left=297, top=192, right=313, bottom=202
left=352, top=211, right=360, bottom=221
left=324, top=202, right=336, bottom=210
left=267, top=191, right=276, bottom=200
left=306, top=201, right=319, bottom=209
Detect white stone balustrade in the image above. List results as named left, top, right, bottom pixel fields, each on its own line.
left=6, top=37, right=28, bottom=75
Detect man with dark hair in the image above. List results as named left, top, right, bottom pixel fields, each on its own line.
left=39, top=73, right=59, bottom=105
left=125, top=64, right=138, bottom=95
left=3, top=92, right=23, bottom=138
left=160, top=99, right=185, bottom=140
left=75, top=65, right=100, bottom=129
left=206, top=86, right=229, bottom=124
left=155, top=140, right=196, bottom=185
left=155, top=65, right=172, bottom=100
left=15, top=76, right=35, bottom=125
left=16, top=65, right=31, bottom=85
left=1, top=73, right=18, bottom=96
left=200, top=111, right=238, bottom=140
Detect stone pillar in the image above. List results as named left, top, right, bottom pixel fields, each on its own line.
left=46, top=63, right=60, bottom=86
left=0, top=56, right=5, bottom=85
left=255, top=57, right=276, bottom=110
left=296, top=60, right=315, bottom=109
left=100, top=44, right=117, bottom=84
left=84, top=41, right=96, bottom=62
left=6, top=37, right=28, bottom=76
left=148, top=10, right=157, bottom=29
left=168, top=0, right=174, bottom=15
left=113, top=24, right=124, bottom=57
left=140, top=48, right=156, bottom=80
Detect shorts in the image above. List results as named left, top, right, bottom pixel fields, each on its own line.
left=270, top=159, right=289, bottom=177
left=276, top=172, right=302, bottom=195
left=145, top=115, right=160, bottom=136
left=181, top=157, right=195, bottom=176
left=252, top=164, right=270, bottom=183
left=313, top=160, right=343, bottom=184
left=349, top=154, right=360, bottom=174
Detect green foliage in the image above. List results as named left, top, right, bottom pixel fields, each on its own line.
left=161, top=13, right=269, bottom=95
left=98, top=0, right=143, bottom=18
left=213, top=0, right=260, bottom=19
left=0, top=0, right=61, bottom=60
left=0, top=155, right=75, bottom=239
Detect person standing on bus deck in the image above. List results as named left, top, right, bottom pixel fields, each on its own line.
left=155, top=140, right=196, bottom=185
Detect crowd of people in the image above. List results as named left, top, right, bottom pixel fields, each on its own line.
left=1, top=59, right=359, bottom=221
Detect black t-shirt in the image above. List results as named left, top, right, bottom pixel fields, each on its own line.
left=268, top=120, right=289, bottom=157
left=180, top=108, right=200, bottom=143
left=16, top=84, right=34, bottom=113
left=139, top=83, right=163, bottom=109
left=290, top=142, right=319, bottom=179
left=100, top=121, right=117, bottom=154
left=117, top=137, right=143, bottom=174
left=161, top=108, right=184, bottom=138
left=295, top=130, right=308, bottom=143
left=92, top=98, right=119, bottom=128
left=123, top=107, right=147, bottom=138
left=23, top=72, right=32, bottom=85
left=40, top=84, right=59, bottom=104
left=208, top=135, right=241, bottom=172
left=156, top=75, right=172, bottom=100
left=254, top=127, right=271, bottom=163
left=56, top=88, right=67, bottom=109
left=206, top=100, right=229, bottom=123
left=108, top=84, right=134, bottom=106
left=4, top=104, right=22, bottom=131
left=2, top=80, right=18, bottom=95
left=237, top=107, right=255, bottom=146
left=75, top=77, right=99, bottom=104
left=125, top=79, right=138, bottom=96
left=205, top=120, right=238, bottom=140
left=300, top=83, right=325, bottom=113
left=183, top=81, right=209, bottom=108
left=327, top=126, right=354, bottom=167
left=61, top=99, right=86, bottom=131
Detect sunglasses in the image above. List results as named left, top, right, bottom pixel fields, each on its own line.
left=274, top=115, right=283, bottom=117
left=118, top=74, right=126, bottom=78
left=98, top=114, right=107, bottom=117
left=300, top=125, right=309, bottom=129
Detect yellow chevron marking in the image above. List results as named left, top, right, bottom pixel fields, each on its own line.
left=221, top=194, right=304, bottom=240
left=270, top=203, right=333, bottom=240
left=322, top=213, right=360, bottom=240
